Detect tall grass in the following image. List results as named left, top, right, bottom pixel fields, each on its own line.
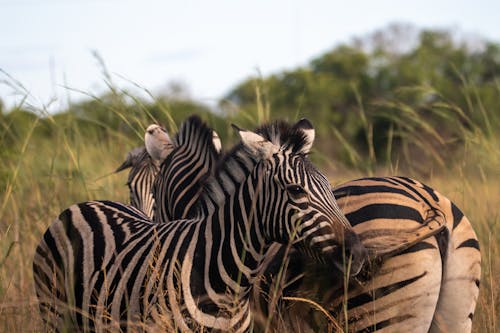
left=0, top=76, right=498, bottom=332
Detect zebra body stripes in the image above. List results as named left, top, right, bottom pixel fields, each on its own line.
left=116, top=122, right=220, bottom=221
left=118, top=120, right=480, bottom=332
left=258, top=176, right=480, bottom=333
left=152, top=117, right=220, bottom=223
left=333, top=176, right=481, bottom=333
left=33, top=116, right=366, bottom=332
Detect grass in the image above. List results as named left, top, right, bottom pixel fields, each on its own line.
left=0, top=82, right=498, bottom=332
left=430, top=176, right=498, bottom=332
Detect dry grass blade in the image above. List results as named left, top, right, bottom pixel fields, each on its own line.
left=282, top=296, right=344, bottom=332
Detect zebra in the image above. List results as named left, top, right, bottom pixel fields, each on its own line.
left=116, top=123, right=221, bottom=220
left=120, top=121, right=480, bottom=332
left=114, top=125, right=174, bottom=218
left=151, top=116, right=221, bottom=223
left=120, top=121, right=478, bottom=332
left=32, top=116, right=367, bottom=332
left=255, top=176, right=481, bottom=333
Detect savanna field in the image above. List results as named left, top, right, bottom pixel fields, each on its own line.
left=1, top=27, right=499, bottom=331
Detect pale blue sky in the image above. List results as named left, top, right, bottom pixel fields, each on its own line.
left=1, top=0, right=499, bottom=112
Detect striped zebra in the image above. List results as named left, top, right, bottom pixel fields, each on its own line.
left=257, top=176, right=481, bottom=333
left=119, top=121, right=480, bottom=332
left=116, top=123, right=221, bottom=220
left=33, top=116, right=367, bottom=332
left=152, top=117, right=221, bottom=223
left=115, top=124, right=174, bottom=218
left=120, top=121, right=473, bottom=332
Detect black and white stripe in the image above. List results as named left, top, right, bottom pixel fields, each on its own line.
left=335, top=176, right=481, bottom=333
left=33, top=116, right=366, bottom=332
left=116, top=147, right=159, bottom=218
left=152, top=117, right=221, bottom=223
left=117, top=122, right=221, bottom=222
left=118, top=124, right=480, bottom=332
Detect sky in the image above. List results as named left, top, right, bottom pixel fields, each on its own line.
left=1, top=0, right=499, bottom=112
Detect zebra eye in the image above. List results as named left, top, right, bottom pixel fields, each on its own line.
left=286, top=184, right=306, bottom=197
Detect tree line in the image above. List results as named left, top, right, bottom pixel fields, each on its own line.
left=1, top=24, right=499, bottom=174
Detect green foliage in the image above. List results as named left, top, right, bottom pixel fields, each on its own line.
left=224, top=26, right=500, bottom=174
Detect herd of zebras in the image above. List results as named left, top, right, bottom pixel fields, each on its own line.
left=32, top=115, right=481, bottom=332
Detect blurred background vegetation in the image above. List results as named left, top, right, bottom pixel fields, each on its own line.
left=0, top=24, right=498, bottom=332
left=3, top=25, right=499, bottom=175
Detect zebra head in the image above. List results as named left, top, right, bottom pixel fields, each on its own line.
left=235, top=119, right=367, bottom=276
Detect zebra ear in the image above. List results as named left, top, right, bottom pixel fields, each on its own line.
left=212, top=130, right=222, bottom=153
left=233, top=124, right=279, bottom=158
left=145, top=124, right=174, bottom=161
left=292, top=118, right=315, bottom=154
left=115, top=146, right=146, bottom=172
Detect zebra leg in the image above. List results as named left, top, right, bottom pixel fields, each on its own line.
left=33, top=243, right=65, bottom=332
left=429, top=203, right=481, bottom=333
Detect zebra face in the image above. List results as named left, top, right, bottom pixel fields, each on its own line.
left=273, top=155, right=366, bottom=276
left=238, top=119, right=367, bottom=276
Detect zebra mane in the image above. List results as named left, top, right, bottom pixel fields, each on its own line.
left=172, top=115, right=219, bottom=156
left=255, top=119, right=311, bottom=155
left=214, top=119, right=311, bottom=175
left=197, top=119, right=312, bottom=211
left=155, top=115, right=221, bottom=219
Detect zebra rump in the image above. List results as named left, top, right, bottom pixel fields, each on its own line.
left=255, top=176, right=481, bottom=333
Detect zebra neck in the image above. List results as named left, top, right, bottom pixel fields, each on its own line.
left=174, top=147, right=286, bottom=333
left=198, top=150, right=271, bottom=288
left=173, top=170, right=269, bottom=331
left=206, top=178, right=268, bottom=276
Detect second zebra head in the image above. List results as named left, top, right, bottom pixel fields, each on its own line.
left=232, top=118, right=367, bottom=276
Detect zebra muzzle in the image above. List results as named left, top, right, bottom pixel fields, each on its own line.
left=326, top=231, right=368, bottom=277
